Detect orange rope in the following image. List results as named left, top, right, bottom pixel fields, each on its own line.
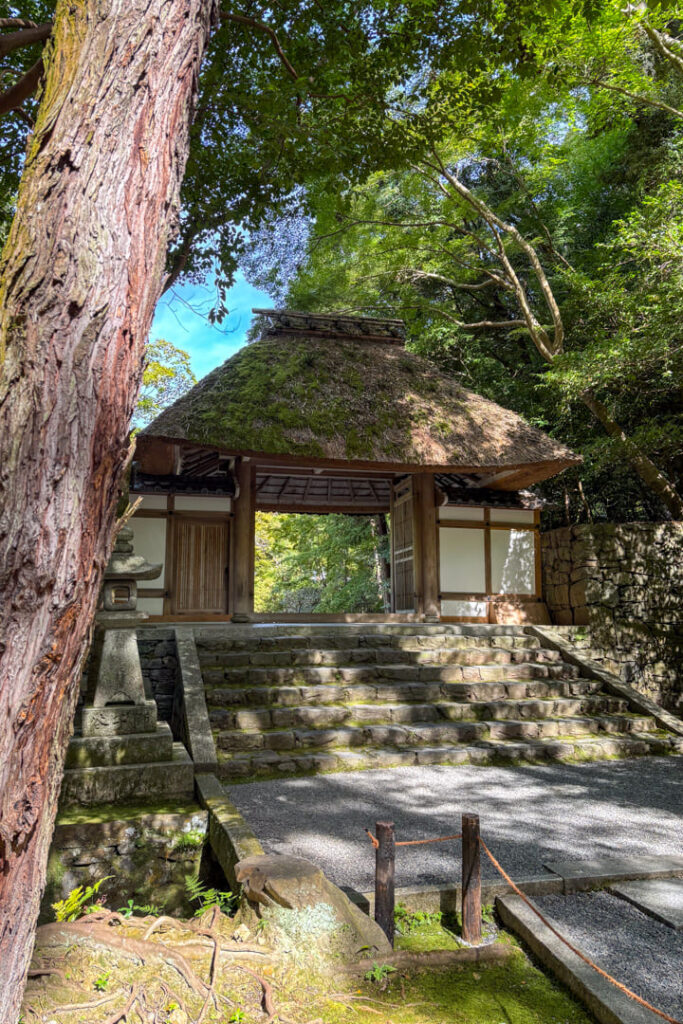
left=364, top=829, right=462, bottom=848
left=479, top=837, right=683, bottom=1024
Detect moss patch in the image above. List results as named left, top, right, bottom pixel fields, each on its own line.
left=56, top=799, right=202, bottom=826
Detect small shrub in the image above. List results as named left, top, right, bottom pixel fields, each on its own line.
left=172, top=829, right=206, bottom=853
left=364, top=963, right=397, bottom=984
left=94, top=970, right=111, bottom=992
left=394, top=901, right=443, bottom=934
left=118, top=898, right=163, bottom=918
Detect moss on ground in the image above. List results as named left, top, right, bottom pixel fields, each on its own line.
left=56, top=798, right=202, bottom=825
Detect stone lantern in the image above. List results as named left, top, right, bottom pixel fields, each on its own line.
left=63, top=526, right=193, bottom=805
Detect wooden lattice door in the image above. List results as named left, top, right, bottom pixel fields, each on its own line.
left=170, top=517, right=229, bottom=615
left=391, top=477, right=415, bottom=612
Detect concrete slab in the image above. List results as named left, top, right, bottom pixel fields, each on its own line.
left=611, top=878, right=683, bottom=930
left=543, top=854, right=683, bottom=892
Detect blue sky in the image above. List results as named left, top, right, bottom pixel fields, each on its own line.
left=150, top=272, right=271, bottom=379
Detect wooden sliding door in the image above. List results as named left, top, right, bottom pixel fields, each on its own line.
left=391, top=477, right=415, bottom=612
left=170, top=517, right=229, bottom=615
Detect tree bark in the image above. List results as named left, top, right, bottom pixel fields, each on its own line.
left=0, top=0, right=216, bottom=1018
left=580, top=390, right=683, bottom=520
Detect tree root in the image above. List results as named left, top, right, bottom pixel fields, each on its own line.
left=37, top=919, right=208, bottom=999
left=234, top=964, right=277, bottom=1020
left=50, top=990, right=125, bottom=1013
left=103, top=983, right=139, bottom=1024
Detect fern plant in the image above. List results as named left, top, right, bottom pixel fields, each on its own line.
left=184, top=875, right=234, bottom=917
left=52, top=876, right=112, bottom=922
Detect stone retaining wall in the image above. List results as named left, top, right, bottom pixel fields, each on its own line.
left=137, top=626, right=178, bottom=723
left=541, top=523, right=683, bottom=711
left=41, top=807, right=208, bottom=923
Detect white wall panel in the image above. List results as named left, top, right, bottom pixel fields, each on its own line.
left=491, top=529, right=535, bottom=594
left=439, top=527, right=486, bottom=593
left=438, top=506, right=484, bottom=521
left=137, top=597, right=164, bottom=616
left=138, top=494, right=167, bottom=510
left=489, top=509, right=535, bottom=524
left=130, top=516, right=166, bottom=587
left=173, top=496, right=232, bottom=512
left=441, top=599, right=487, bottom=618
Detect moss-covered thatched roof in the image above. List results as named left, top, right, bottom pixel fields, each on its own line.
left=143, top=335, right=579, bottom=473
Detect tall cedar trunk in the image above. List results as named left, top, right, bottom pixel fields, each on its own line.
left=0, top=0, right=215, bottom=1016
left=581, top=390, right=683, bottom=520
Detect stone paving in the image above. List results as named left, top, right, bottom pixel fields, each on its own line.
left=227, top=756, right=683, bottom=893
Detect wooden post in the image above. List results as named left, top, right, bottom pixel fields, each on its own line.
left=417, top=473, right=439, bottom=622
left=232, top=458, right=255, bottom=622
left=374, top=821, right=395, bottom=946
left=461, top=813, right=482, bottom=945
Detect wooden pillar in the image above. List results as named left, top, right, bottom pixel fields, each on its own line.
left=231, top=458, right=255, bottom=622
left=414, top=473, right=440, bottom=622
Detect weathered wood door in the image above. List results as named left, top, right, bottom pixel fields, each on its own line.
left=391, top=477, right=415, bottom=612
left=171, top=517, right=229, bottom=615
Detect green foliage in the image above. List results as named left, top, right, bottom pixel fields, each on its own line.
left=135, top=339, right=196, bottom=427
left=394, top=902, right=443, bottom=934
left=172, top=829, right=205, bottom=853
left=52, top=876, right=111, bottom=922
left=228, top=1012, right=246, bottom=1024
left=117, top=898, right=163, bottom=918
left=184, top=875, right=234, bottom=917
left=364, top=962, right=397, bottom=983
left=93, top=970, right=111, bottom=992
left=255, top=512, right=389, bottom=614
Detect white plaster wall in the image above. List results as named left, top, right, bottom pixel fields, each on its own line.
left=439, top=527, right=486, bottom=592
left=491, top=528, right=535, bottom=594
left=173, top=496, right=232, bottom=512
left=130, top=516, right=167, bottom=588
left=489, top=509, right=535, bottom=524
left=438, top=506, right=484, bottom=521
left=441, top=599, right=488, bottom=618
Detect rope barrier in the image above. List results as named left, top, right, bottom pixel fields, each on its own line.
left=478, top=837, right=683, bottom=1024
left=364, top=825, right=682, bottom=1024
left=365, top=829, right=462, bottom=848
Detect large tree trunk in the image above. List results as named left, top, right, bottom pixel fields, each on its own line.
left=0, top=0, right=215, bottom=1017
left=581, top=390, right=683, bottom=520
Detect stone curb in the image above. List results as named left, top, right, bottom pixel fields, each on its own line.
left=527, top=626, right=683, bottom=738
left=496, top=893, right=664, bottom=1024
left=352, top=874, right=565, bottom=916
left=175, top=626, right=218, bottom=770
left=195, top=772, right=264, bottom=889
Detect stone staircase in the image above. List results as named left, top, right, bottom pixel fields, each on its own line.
left=194, top=625, right=683, bottom=782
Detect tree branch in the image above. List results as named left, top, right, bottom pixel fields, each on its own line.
left=0, top=58, right=43, bottom=117
left=588, top=77, right=683, bottom=120
left=641, top=19, right=683, bottom=77
left=0, top=23, right=52, bottom=59
left=221, top=12, right=298, bottom=80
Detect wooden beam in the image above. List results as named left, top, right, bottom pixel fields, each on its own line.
left=232, top=459, right=255, bottom=622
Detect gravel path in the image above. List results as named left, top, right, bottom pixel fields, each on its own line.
left=227, top=757, right=683, bottom=892
left=534, top=891, right=683, bottom=1019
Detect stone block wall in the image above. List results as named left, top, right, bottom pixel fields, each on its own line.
left=41, top=807, right=208, bottom=923
left=137, top=626, right=179, bottom=723
left=541, top=523, right=683, bottom=711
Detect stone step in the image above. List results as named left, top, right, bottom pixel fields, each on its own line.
left=214, top=713, right=656, bottom=754
left=60, top=742, right=194, bottom=805
left=195, top=631, right=541, bottom=655
left=205, top=676, right=604, bottom=709
left=209, top=694, right=629, bottom=732
left=65, top=722, right=174, bottom=768
left=199, top=646, right=561, bottom=670
left=217, top=733, right=669, bottom=782
left=202, top=661, right=578, bottom=688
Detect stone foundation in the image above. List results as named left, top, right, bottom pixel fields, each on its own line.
left=41, top=805, right=208, bottom=923
left=541, top=523, right=683, bottom=711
